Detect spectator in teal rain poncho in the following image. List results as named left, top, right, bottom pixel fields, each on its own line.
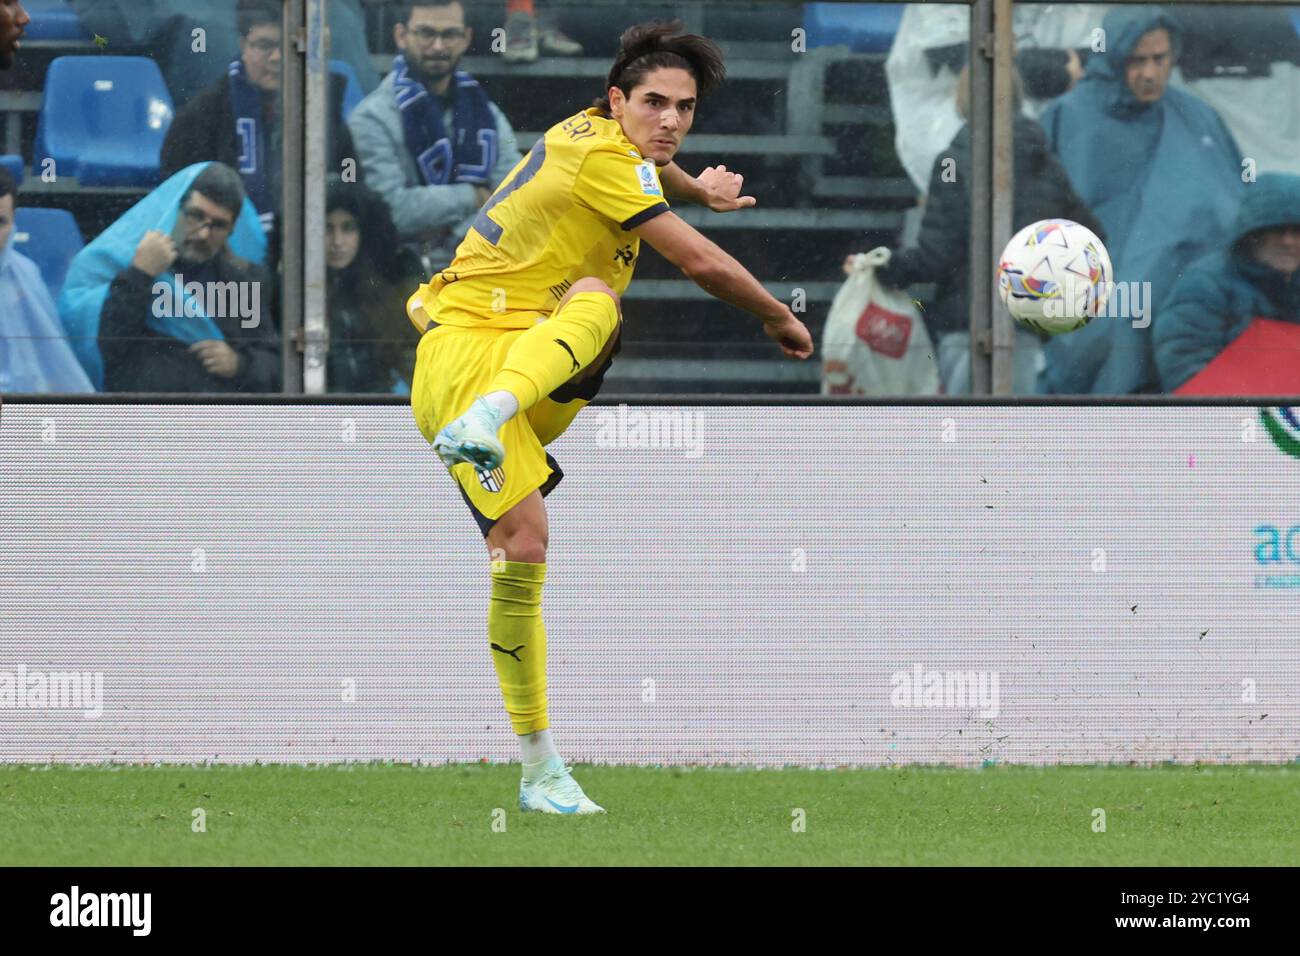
left=0, top=166, right=94, bottom=393
left=1038, top=6, right=1245, bottom=394
left=59, top=162, right=272, bottom=392
left=1155, top=172, right=1300, bottom=391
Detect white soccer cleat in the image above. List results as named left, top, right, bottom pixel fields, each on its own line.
left=519, top=757, right=606, bottom=815
left=432, top=395, right=506, bottom=472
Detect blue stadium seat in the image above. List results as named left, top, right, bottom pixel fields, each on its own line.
left=11, top=207, right=85, bottom=300
left=331, top=59, right=364, bottom=122
left=33, top=56, right=175, bottom=187
left=803, top=3, right=903, bottom=55
left=0, top=155, right=22, bottom=186
left=21, top=0, right=90, bottom=42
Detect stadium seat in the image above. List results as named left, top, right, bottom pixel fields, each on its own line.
left=330, top=59, right=364, bottom=122
left=21, top=0, right=91, bottom=42
left=802, top=3, right=903, bottom=55
left=0, top=155, right=22, bottom=186
left=33, top=56, right=175, bottom=187
left=11, top=207, right=85, bottom=300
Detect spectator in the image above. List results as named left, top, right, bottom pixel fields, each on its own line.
left=349, top=0, right=522, bottom=273
left=1037, top=6, right=1244, bottom=394
left=161, top=1, right=359, bottom=236
left=325, top=181, right=423, bottom=393
left=59, top=162, right=278, bottom=393
left=0, top=166, right=94, bottom=392
left=883, top=4, right=967, bottom=196
left=848, top=66, right=1105, bottom=395
left=1155, top=172, right=1300, bottom=391
left=501, top=0, right=583, bottom=64
left=0, top=0, right=29, bottom=71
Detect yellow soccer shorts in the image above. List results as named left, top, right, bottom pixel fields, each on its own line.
left=411, top=317, right=622, bottom=537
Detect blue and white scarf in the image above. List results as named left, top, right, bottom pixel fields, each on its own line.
left=392, top=54, right=497, bottom=186
left=228, top=57, right=272, bottom=213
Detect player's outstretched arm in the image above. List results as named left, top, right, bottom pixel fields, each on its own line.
left=633, top=211, right=813, bottom=359
left=659, top=162, right=757, bottom=213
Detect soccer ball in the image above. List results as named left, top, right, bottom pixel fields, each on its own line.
left=996, top=219, right=1112, bottom=335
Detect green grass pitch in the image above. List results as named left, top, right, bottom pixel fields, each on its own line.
left=2, top=763, right=1298, bottom=866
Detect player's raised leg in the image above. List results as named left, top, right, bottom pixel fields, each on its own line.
left=484, top=490, right=605, bottom=814
left=527, top=282, right=624, bottom=446
left=431, top=278, right=622, bottom=471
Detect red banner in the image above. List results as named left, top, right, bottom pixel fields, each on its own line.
left=1173, top=318, right=1300, bottom=395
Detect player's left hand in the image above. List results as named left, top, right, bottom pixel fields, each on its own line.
left=697, top=165, right=756, bottom=213
left=190, top=340, right=241, bottom=379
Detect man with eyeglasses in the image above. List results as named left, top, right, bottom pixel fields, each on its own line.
left=350, top=0, right=522, bottom=273
left=162, top=0, right=359, bottom=239
left=94, top=163, right=281, bottom=393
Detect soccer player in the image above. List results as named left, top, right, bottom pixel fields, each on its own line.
left=407, top=20, right=814, bottom=814
left=0, top=0, right=30, bottom=70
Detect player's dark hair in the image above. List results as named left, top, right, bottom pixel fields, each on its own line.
left=0, top=165, right=16, bottom=202
left=237, top=0, right=281, bottom=38
left=395, top=0, right=461, bottom=27
left=182, top=163, right=247, bottom=220
left=594, top=20, right=726, bottom=115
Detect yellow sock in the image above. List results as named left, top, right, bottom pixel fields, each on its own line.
left=526, top=396, right=588, bottom=447
left=488, top=560, right=549, bottom=735
left=488, top=292, right=619, bottom=411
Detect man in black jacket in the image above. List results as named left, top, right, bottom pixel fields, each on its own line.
left=98, top=163, right=281, bottom=393
left=160, top=0, right=358, bottom=234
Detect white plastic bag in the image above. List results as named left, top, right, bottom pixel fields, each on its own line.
left=821, top=248, right=940, bottom=396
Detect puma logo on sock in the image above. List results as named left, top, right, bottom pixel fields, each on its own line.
left=491, top=642, right=525, bottom=661
left=553, top=338, right=580, bottom=373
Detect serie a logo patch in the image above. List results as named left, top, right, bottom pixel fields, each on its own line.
left=637, top=160, right=662, bottom=196
left=477, top=465, right=505, bottom=493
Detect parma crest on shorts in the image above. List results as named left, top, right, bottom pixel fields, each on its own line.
left=477, top=465, right=506, bottom=493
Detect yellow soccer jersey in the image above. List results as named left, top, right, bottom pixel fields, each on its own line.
left=407, top=107, right=671, bottom=331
